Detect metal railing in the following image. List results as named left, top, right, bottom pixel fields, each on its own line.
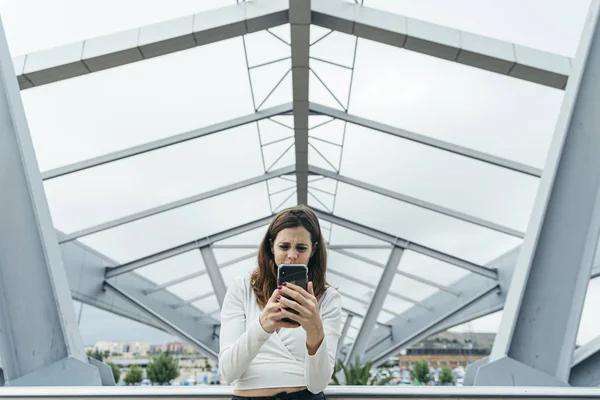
left=1, top=386, right=600, bottom=399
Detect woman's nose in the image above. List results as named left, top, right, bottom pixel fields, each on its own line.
left=287, top=251, right=298, bottom=260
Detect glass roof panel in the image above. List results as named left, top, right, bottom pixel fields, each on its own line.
left=340, top=123, right=540, bottom=233
left=349, top=39, right=564, bottom=169
left=136, top=251, right=205, bottom=286
left=308, top=138, right=342, bottom=173
left=213, top=248, right=258, bottom=266
left=244, top=25, right=291, bottom=68
left=79, top=183, right=271, bottom=263
left=168, top=274, right=212, bottom=302
left=192, top=293, right=220, bottom=316
left=389, top=274, right=438, bottom=302
left=214, top=225, right=269, bottom=247
left=45, top=123, right=265, bottom=234
left=267, top=24, right=291, bottom=45
left=309, top=70, right=346, bottom=111
left=328, top=224, right=391, bottom=247
left=328, top=251, right=383, bottom=288
left=1, top=0, right=235, bottom=56
left=310, top=59, right=352, bottom=110
left=309, top=118, right=346, bottom=146
left=363, top=0, right=587, bottom=56
left=333, top=183, right=522, bottom=265
left=250, top=58, right=292, bottom=110
left=336, top=248, right=392, bottom=266
left=272, top=188, right=298, bottom=213
left=220, top=258, right=257, bottom=287
left=267, top=177, right=296, bottom=195
left=263, top=140, right=295, bottom=172
left=308, top=176, right=338, bottom=196
left=399, top=250, right=471, bottom=286
left=308, top=190, right=335, bottom=214
left=310, top=28, right=356, bottom=68
left=24, top=38, right=254, bottom=172
left=259, top=119, right=294, bottom=145
left=380, top=293, right=414, bottom=316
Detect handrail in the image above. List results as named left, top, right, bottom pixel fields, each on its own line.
left=1, top=386, right=600, bottom=399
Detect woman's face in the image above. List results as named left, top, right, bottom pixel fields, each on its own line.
left=271, top=226, right=315, bottom=266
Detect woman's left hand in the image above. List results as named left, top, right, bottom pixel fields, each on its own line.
left=277, top=281, right=323, bottom=339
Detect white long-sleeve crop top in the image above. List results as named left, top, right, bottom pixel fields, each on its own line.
left=218, top=275, right=342, bottom=393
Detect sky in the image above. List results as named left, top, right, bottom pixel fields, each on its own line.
left=0, top=0, right=598, bottom=348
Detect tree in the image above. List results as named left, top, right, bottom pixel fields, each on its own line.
left=410, top=361, right=430, bottom=385
left=439, top=368, right=454, bottom=385
left=146, top=353, right=179, bottom=385
left=124, top=365, right=143, bottom=385
left=330, top=358, right=392, bottom=386
left=108, top=362, right=121, bottom=383
left=86, top=349, right=104, bottom=362
left=204, top=358, right=211, bottom=372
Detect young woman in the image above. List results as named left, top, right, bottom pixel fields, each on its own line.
left=219, top=205, right=342, bottom=399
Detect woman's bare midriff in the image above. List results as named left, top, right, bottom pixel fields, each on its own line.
left=233, top=386, right=307, bottom=397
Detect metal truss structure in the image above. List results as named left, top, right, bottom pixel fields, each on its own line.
left=1, top=0, right=600, bottom=388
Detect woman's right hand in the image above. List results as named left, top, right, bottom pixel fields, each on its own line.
left=259, top=287, right=301, bottom=333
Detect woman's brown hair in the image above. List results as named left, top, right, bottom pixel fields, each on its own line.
left=250, top=205, right=328, bottom=308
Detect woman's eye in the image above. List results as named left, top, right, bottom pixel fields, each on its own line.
left=297, top=247, right=307, bottom=252
left=279, top=245, right=289, bottom=250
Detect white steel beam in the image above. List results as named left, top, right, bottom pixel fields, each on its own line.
left=331, top=248, right=459, bottom=296
left=0, top=19, right=102, bottom=386
left=309, top=165, right=525, bottom=237
left=60, top=238, right=219, bottom=357
left=311, top=0, right=570, bottom=89
left=105, top=215, right=272, bottom=278
left=144, top=251, right=257, bottom=296
left=470, top=1, right=600, bottom=385
left=104, top=281, right=218, bottom=360
left=344, top=247, right=404, bottom=363
left=309, top=103, right=541, bottom=178
left=290, top=0, right=311, bottom=204
left=329, top=268, right=430, bottom=310
left=570, top=335, right=600, bottom=386
left=15, top=0, right=289, bottom=90
left=363, top=247, right=518, bottom=366
left=314, top=208, right=498, bottom=279
left=199, top=246, right=227, bottom=307
left=59, top=166, right=294, bottom=243
left=337, top=314, right=354, bottom=357
left=44, top=104, right=293, bottom=181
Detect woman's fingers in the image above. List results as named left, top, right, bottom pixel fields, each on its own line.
left=277, top=296, right=309, bottom=316
left=278, top=309, right=306, bottom=324
left=279, top=285, right=311, bottom=306
left=281, top=282, right=311, bottom=300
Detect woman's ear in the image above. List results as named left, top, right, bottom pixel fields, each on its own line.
left=311, top=242, right=318, bottom=257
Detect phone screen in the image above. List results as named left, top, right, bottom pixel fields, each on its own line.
left=277, top=264, right=308, bottom=290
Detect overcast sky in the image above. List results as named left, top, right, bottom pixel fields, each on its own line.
left=0, top=0, right=598, bottom=347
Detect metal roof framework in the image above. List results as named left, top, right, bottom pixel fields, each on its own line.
left=6, top=0, right=600, bottom=379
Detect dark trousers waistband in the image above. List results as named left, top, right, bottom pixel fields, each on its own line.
left=232, top=389, right=325, bottom=400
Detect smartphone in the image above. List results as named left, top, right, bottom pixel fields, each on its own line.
left=277, top=264, right=308, bottom=324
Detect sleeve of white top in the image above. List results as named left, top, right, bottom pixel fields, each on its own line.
left=305, top=288, right=342, bottom=394
left=218, top=277, right=272, bottom=384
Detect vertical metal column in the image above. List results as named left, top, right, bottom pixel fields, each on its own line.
left=337, top=314, right=354, bottom=357
left=290, top=0, right=311, bottom=205
left=199, top=246, right=227, bottom=307
left=344, top=247, right=403, bottom=364
left=0, top=17, right=102, bottom=385
left=471, top=0, right=600, bottom=386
